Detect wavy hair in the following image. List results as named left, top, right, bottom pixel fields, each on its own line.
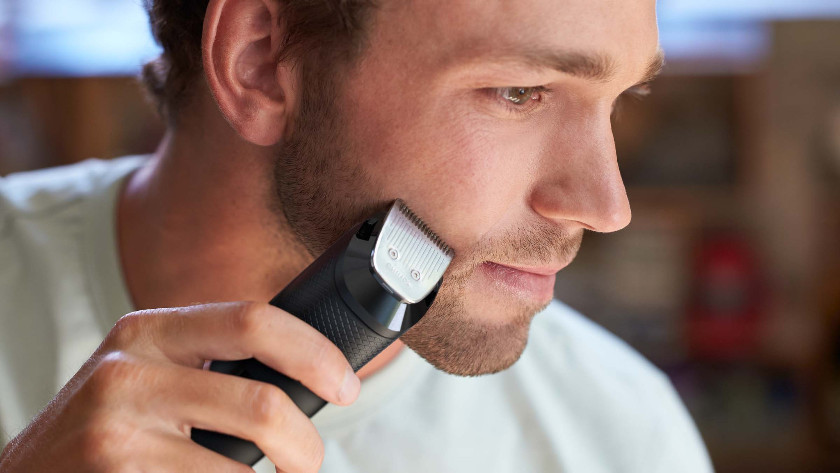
left=141, top=0, right=377, bottom=124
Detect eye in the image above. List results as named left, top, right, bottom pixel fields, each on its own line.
left=499, top=87, right=542, bottom=105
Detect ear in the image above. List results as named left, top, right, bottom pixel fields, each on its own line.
left=202, top=0, right=296, bottom=146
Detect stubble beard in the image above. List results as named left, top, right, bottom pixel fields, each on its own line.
left=272, top=66, right=582, bottom=377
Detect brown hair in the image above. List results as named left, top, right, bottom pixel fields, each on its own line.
left=141, top=0, right=378, bottom=124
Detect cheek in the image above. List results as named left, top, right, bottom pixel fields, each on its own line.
left=345, top=92, right=541, bottom=253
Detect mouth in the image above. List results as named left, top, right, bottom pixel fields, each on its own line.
left=476, top=261, right=567, bottom=303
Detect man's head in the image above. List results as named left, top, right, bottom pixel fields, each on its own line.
left=142, top=0, right=661, bottom=376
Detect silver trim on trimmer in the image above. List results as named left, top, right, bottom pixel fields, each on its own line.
left=371, top=200, right=454, bottom=303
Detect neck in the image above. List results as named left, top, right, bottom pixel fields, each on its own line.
left=117, top=101, right=403, bottom=380
left=119, top=132, right=310, bottom=308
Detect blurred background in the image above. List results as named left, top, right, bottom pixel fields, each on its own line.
left=1, top=0, right=839, bottom=472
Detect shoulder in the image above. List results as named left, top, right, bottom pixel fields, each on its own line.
left=516, top=301, right=713, bottom=472
left=0, top=156, right=146, bottom=223
left=0, top=156, right=147, bottom=308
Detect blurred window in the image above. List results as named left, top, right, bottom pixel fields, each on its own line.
left=658, top=0, right=840, bottom=71
left=4, top=0, right=160, bottom=77
left=1, top=0, right=840, bottom=78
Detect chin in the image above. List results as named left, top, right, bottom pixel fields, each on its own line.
left=400, top=274, right=545, bottom=377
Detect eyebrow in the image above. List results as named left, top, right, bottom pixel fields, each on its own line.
left=486, top=47, right=665, bottom=87
left=638, top=49, right=666, bottom=85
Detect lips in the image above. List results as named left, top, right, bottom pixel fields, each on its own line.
left=492, top=263, right=565, bottom=276
left=477, top=261, right=563, bottom=302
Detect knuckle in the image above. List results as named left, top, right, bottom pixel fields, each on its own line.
left=229, top=301, right=269, bottom=340
left=108, top=308, right=170, bottom=349
left=247, top=383, right=288, bottom=431
left=109, top=311, right=146, bottom=347
left=87, top=353, right=145, bottom=402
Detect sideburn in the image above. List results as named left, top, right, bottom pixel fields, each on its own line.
left=271, top=58, right=385, bottom=258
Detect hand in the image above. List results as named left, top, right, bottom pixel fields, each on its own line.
left=0, top=302, right=360, bottom=472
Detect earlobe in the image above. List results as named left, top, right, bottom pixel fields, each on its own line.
left=202, top=0, right=296, bottom=146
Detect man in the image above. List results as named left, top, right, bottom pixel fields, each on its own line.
left=0, top=0, right=713, bottom=471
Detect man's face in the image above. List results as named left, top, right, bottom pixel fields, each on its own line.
left=275, top=0, right=660, bottom=375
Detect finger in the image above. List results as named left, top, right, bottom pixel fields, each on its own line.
left=145, top=431, right=255, bottom=473
left=110, top=302, right=359, bottom=405
left=147, top=360, right=325, bottom=473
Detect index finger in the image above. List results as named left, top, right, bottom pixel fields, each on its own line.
left=109, top=302, right=359, bottom=406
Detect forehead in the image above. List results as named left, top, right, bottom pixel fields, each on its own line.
left=369, top=0, right=659, bottom=82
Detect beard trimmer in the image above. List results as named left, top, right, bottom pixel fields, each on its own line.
left=191, top=199, right=454, bottom=466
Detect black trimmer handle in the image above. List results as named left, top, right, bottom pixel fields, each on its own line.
left=191, top=228, right=397, bottom=466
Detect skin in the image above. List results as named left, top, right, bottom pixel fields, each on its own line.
left=0, top=0, right=660, bottom=471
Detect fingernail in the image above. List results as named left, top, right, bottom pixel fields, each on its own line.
left=338, top=366, right=360, bottom=404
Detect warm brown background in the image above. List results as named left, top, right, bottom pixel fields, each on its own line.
left=1, top=17, right=839, bottom=473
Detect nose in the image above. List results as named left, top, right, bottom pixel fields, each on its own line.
left=529, top=110, right=632, bottom=233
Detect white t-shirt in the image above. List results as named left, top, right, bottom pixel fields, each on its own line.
left=0, top=157, right=714, bottom=473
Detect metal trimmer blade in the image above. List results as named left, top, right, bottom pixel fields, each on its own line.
left=372, top=199, right=454, bottom=304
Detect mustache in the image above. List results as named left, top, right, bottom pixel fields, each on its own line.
left=448, top=220, right=584, bottom=280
